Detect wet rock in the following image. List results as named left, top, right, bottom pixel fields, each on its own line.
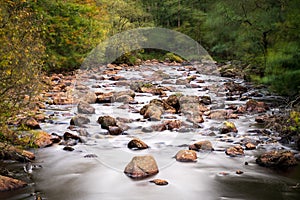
left=224, top=81, right=247, bottom=95
left=63, top=146, right=74, bottom=151
left=77, top=91, right=97, bottom=104
left=0, top=142, right=35, bottom=161
left=166, top=94, right=180, bottom=112
left=149, top=179, right=168, bottom=186
left=143, top=105, right=164, bottom=121
left=199, top=95, right=212, bottom=105
left=179, top=96, right=204, bottom=123
left=21, top=117, right=40, bottom=129
left=256, top=150, right=297, bottom=169
left=220, top=121, right=238, bottom=134
left=0, top=175, right=27, bottom=192
left=189, top=140, right=214, bottom=151
left=207, top=110, right=228, bottom=119
left=245, top=99, right=269, bottom=113
left=108, top=126, right=123, bottom=135
left=77, top=101, right=95, bottom=114
left=70, top=115, right=90, bottom=127
left=225, top=145, right=244, bottom=157
left=97, top=116, right=117, bottom=129
left=109, top=75, right=125, bottom=81
left=175, top=150, right=197, bottom=162
left=95, top=92, right=113, bottom=103
left=164, top=120, right=182, bottom=130
left=150, top=123, right=167, bottom=132
left=63, top=132, right=83, bottom=143
left=128, top=138, right=149, bottom=150
left=113, top=90, right=135, bottom=99
left=33, top=131, right=53, bottom=148
left=236, top=170, right=244, bottom=175
left=114, top=95, right=134, bottom=103
left=245, top=142, right=256, bottom=150
left=124, top=155, right=159, bottom=179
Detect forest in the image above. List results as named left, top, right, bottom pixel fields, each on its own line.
left=0, top=0, right=299, bottom=133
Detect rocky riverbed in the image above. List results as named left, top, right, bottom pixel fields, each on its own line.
left=1, top=60, right=300, bottom=200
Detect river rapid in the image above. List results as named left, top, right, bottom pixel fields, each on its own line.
left=2, top=62, right=300, bottom=200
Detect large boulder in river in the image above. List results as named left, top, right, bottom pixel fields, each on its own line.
left=77, top=101, right=95, bottom=114
left=256, top=150, right=297, bottom=169
left=0, top=175, right=27, bottom=192
left=175, top=150, right=197, bottom=162
left=124, top=155, right=159, bottom=179
left=97, top=116, right=117, bottom=129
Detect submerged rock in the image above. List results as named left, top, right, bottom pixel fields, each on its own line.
left=124, top=155, right=159, bottom=179
left=0, top=175, right=27, bottom=192
left=128, top=138, right=149, bottom=150
left=175, top=150, right=197, bottom=162
left=256, top=150, right=297, bottom=169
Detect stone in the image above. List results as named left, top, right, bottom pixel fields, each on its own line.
left=127, top=138, right=149, bottom=150
left=108, top=126, right=123, bottom=135
left=256, top=150, right=297, bottom=169
left=208, top=110, right=228, bottom=119
left=189, top=140, right=214, bottom=151
left=225, top=145, right=244, bottom=157
left=70, top=115, right=90, bottom=127
left=236, top=170, right=244, bottom=175
left=150, top=123, right=167, bottom=132
left=220, top=121, right=238, bottom=134
left=63, top=146, right=74, bottom=151
left=245, top=142, right=256, bottom=150
left=165, top=94, right=180, bottom=112
left=149, top=179, right=168, bottom=186
left=199, top=95, right=212, bottom=105
left=34, top=131, right=53, bottom=148
left=77, top=101, right=95, bottom=114
left=124, top=155, right=159, bottom=179
left=164, top=120, right=182, bottom=130
left=21, top=117, right=40, bottom=129
left=143, top=105, right=163, bottom=121
left=0, top=175, right=27, bottom=192
left=246, top=99, right=269, bottom=113
left=0, top=142, right=35, bottom=161
left=97, top=116, right=117, bottom=129
left=114, top=95, right=134, bottom=103
left=175, top=150, right=197, bottom=162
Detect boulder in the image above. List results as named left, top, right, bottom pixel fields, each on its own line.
left=175, top=150, right=197, bottom=162
left=70, top=115, right=90, bottom=127
left=164, top=120, right=182, bottom=130
left=63, top=132, right=83, bottom=143
left=245, top=99, right=269, bottom=113
left=127, top=138, right=149, bottom=150
left=97, top=116, right=117, bottom=129
left=33, top=131, right=53, bottom=148
left=165, top=95, right=180, bottom=112
left=124, top=155, right=159, bottom=179
left=143, top=105, right=164, bottom=121
left=108, top=126, right=123, bottom=135
left=114, top=95, right=134, bottom=103
left=220, top=121, right=238, bottom=134
left=256, top=150, right=297, bottom=169
left=225, top=145, right=244, bottom=157
left=77, top=101, right=95, bottom=114
left=0, top=142, right=35, bottom=162
left=0, top=175, right=27, bottom=192
left=199, top=95, right=212, bottom=105
left=208, top=110, right=228, bottom=119
left=245, top=142, right=256, bottom=150
left=21, top=117, right=40, bottom=129
left=189, top=140, right=214, bottom=151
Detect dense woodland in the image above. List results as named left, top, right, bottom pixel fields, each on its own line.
left=0, top=0, right=300, bottom=137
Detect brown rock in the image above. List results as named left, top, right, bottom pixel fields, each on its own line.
left=128, top=138, right=149, bottom=150
left=256, top=150, right=297, bottom=169
left=246, top=99, right=269, bottom=113
left=34, top=131, right=53, bottom=148
left=166, top=95, right=180, bottom=112
left=144, top=105, right=163, bottom=121
left=164, top=120, right=182, bottom=130
left=114, top=95, right=134, bottom=103
left=77, top=101, right=95, bottom=114
left=236, top=170, right=244, bottom=175
left=70, top=115, right=90, bottom=127
left=245, top=142, right=256, bottom=150
left=150, top=123, right=167, bottom=132
left=0, top=142, right=35, bottom=161
left=0, top=175, right=27, bottom=192
left=63, top=132, right=83, bottom=143
left=150, top=179, right=168, bottom=186
left=97, top=116, right=117, bottom=129
left=208, top=110, right=228, bottom=119
left=124, top=155, right=159, bottom=179
left=108, top=126, right=123, bottom=135
left=189, top=140, right=214, bottom=151
left=21, top=117, right=40, bottom=129
left=225, top=145, right=244, bottom=157
left=175, top=150, right=197, bottom=162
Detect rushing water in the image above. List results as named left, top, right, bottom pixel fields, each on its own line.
left=1, top=63, right=300, bottom=200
